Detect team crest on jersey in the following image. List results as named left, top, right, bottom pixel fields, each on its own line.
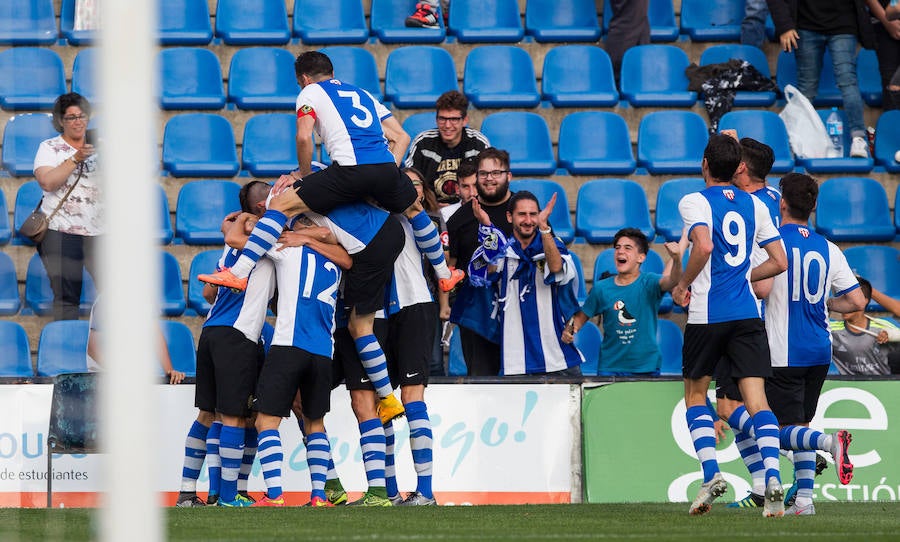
left=440, top=230, right=449, bottom=246
left=537, top=260, right=545, bottom=273
left=613, top=300, right=637, bottom=326
left=482, top=231, right=500, bottom=251
left=723, top=189, right=735, bottom=201
left=799, top=227, right=810, bottom=238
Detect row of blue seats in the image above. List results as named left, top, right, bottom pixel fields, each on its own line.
left=0, top=319, right=196, bottom=378
left=3, top=0, right=775, bottom=47
left=0, top=44, right=882, bottom=112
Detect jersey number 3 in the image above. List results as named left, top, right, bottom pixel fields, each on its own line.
left=336, top=90, right=373, bottom=128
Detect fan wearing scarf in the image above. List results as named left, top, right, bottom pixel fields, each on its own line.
left=468, top=191, right=584, bottom=376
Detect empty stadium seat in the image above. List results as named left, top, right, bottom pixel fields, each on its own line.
left=775, top=50, right=842, bottom=106
left=37, top=320, right=91, bottom=376
left=680, top=0, right=741, bottom=41
left=0, top=321, right=31, bottom=377
left=0, top=191, right=9, bottom=246
left=525, top=0, right=602, bottom=43
left=227, top=47, right=300, bottom=110
left=319, top=47, right=383, bottom=102
left=157, top=0, right=213, bottom=45
left=575, top=179, right=654, bottom=244
left=215, top=0, right=290, bottom=45
left=13, top=180, right=43, bottom=246
left=509, top=179, right=575, bottom=243
left=843, top=246, right=900, bottom=312
left=463, top=46, right=541, bottom=108
left=657, top=319, right=683, bottom=376
left=637, top=111, right=708, bottom=174
left=897, top=188, right=900, bottom=235
left=0, top=252, right=20, bottom=314
left=573, top=321, right=601, bottom=376
left=384, top=46, right=457, bottom=108
left=620, top=45, right=696, bottom=107
left=160, top=320, right=196, bottom=376
left=654, top=177, right=705, bottom=242
left=857, top=49, right=882, bottom=106
left=370, top=0, right=446, bottom=44
left=25, top=253, right=96, bottom=317
left=0, top=48, right=66, bottom=110
left=293, top=0, right=368, bottom=44
left=242, top=113, right=298, bottom=177
left=157, top=184, right=174, bottom=244
left=2, top=113, right=55, bottom=176
left=160, top=251, right=186, bottom=316
left=815, top=177, right=895, bottom=242
left=602, top=0, right=679, bottom=42
left=557, top=111, right=635, bottom=175
left=569, top=251, right=588, bottom=305
left=699, top=44, right=777, bottom=106
left=717, top=110, right=795, bottom=173
left=449, top=0, right=523, bottom=43
left=187, top=249, right=223, bottom=316
left=796, top=109, right=874, bottom=174
left=0, top=0, right=56, bottom=45
left=162, top=114, right=239, bottom=177
left=480, top=112, right=555, bottom=175
left=874, top=110, right=900, bottom=173
left=175, top=179, right=242, bottom=244
left=60, top=0, right=96, bottom=45
left=402, top=112, right=437, bottom=138
left=158, top=48, right=226, bottom=110
left=541, top=46, right=618, bottom=107
left=71, top=48, right=98, bottom=104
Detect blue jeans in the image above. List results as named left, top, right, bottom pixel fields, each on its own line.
left=796, top=30, right=866, bottom=137
left=741, top=0, right=768, bottom=49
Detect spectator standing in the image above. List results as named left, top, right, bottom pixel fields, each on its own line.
left=742, top=0, right=771, bottom=49
left=603, top=0, right=650, bottom=82
left=866, top=0, right=900, bottom=110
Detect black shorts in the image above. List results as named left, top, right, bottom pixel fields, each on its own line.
left=334, top=320, right=389, bottom=391
left=765, top=365, right=829, bottom=425
left=294, top=162, right=417, bottom=215
left=682, top=319, right=772, bottom=381
left=386, top=302, right=436, bottom=387
left=195, top=326, right=261, bottom=417
left=714, top=361, right=743, bottom=401
left=254, top=345, right=332, bottom=420
left=344, top=215, right=404, bottom=315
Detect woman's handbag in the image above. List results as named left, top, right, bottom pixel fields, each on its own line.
left=18, top=163, right=84, bottom=244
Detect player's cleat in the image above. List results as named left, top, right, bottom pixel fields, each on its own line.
left=438, top=267, right=466, bottom=293
left=726, top=492, right=764, bottom=508
left=205, top=494, right=218, bottom=506
left=347, top=491, right=394, bottom=507
left=398, top=491, right=437, bottom=506
left=763, top=477, right=785, bottom=518
left=830, top=430, right=853, bottom=485
left=238, top=491, right=255, bottom=503
left=404, top=2, right=439, bottom=28
left=175, top=492, right=206, bottom=507
left=251, top=495, right=285, bottom=507
left=309, top=496, right=334, bottom=507
left=217, top=494, right=254, bottom=507
left=815, top=452, right=828, bottom=476
left=688, top=473, right=727, bottom=516
left=377, top=394, right=406, bottom=424
left=785, top=502, right=815, bottom=516
left=783, top=483, right=798, bottom=507
left=197, top=269, right=247, bottom=293
left=389, top=493, right=404, bottom=505
left=325, top=484, right=348, bottom=506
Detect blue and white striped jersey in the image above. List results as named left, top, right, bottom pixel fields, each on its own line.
left=204, top=247, right=275, bottom=342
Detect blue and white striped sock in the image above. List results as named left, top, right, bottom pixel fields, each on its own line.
left=792, top=450, right=816, bottom=505
left=409, top=211, right=450, bottom=279
left=406, top=401, right=434, bottom=499
left=238, top=427, right=257, bottom=493
left=359, top=418, right=386, bottom=489
left=752, top=410, right=782, bottom=484
left=257, top=429, right=283, bottom=499
left=206, top=421, right=222, bottom=498
left=218, top=425, right=245, bottom=502
left=383, top=422, right=398, bottom=498
left=686, top=405, right=719, bottom=483
left=230, top=210, right=287, bottom=278
left=780, top=425, right=830, bottom=451
left=306, top=432, right=330, bottom=501
left=728, top=406, right=764, bottom=495
left=355, top=335, right=393, bottom=399
left=181, top=421, right=209, bottom=492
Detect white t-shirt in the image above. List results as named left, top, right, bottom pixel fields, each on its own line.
left=33, top=135, right=102, bottom=236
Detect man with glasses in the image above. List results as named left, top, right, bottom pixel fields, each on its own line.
left=405, top=90, right=489, bottom=204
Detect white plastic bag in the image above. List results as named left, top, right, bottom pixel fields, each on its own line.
left=779, top=84, right=832, bottom=159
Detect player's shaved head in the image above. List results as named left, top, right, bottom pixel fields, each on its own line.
left=240, top=180, right=271, bottom=216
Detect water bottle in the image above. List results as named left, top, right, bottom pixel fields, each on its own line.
left=826, top=107, right=843, bottom=158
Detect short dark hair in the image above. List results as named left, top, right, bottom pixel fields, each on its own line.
left=478, top=147, right=510, bottom=170
left=51, top=92, right=91, bottom=133
left=740, top=137, right=775, bottom=180
left=456, top=156, right=479, bottom=179
left=435, top=90, right=468, bottom=115
left=856, top=276, right=872, bottom=303
left=704, top=134, right=742, bottom=182
left=239, top=180, right=271, bottom=214
left=294, top=51, right=334, bottom=80
left=507, top=190, right=540, bottom=214
left=779, top=172, right=818, bottom=221
left=613, top=228, right=649, bottom=255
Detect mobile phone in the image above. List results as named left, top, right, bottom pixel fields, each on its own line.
left=84, top=129, right=98, bottom=146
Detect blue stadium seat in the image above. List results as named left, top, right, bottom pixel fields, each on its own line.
left=2, top=113, right=55, bottom=176
left=541, top=46, right=618, bottom=107
left=0, top=0, right=56, bottom=45
left=558, top=111, right=635, bottom=175
left=620, top=45, right=696, bottom=107
left=573, top=321, right=601, bottom=376
left=402, top=112, right=437, bottom=139
left=370, top=0, right=446, bottom=44
left=815, top=177, right=895, bottom=242
left=157, top=0, right=213, bottom=45
left=449, top=0, right=523, bottom=43
left=37, top=320, right=90, bottom=376
left=637, top=111, right=708, bottom=174
left=158, top=48, right=225, bottom=110
left=843, top=246, right=900, bottom=312
left=874, top=110, right=900, bottom=173
left=157, top=184, right=173, bottom=244
left=525, top=0, right=601, bottom=43
left=0, top=191, right=10, bottom=246
left=796, top=109, right=874, bottom=174
left=603, top=0, right=678, bottom=42
left=25, top=253, right=96, bottom=317
left=776, top=50, right=842, bottom=106
left=569, top=251, right=588, bottom=305
left=71, top=48, right=98, bottom=104
left=897, top=188, right=900, bottom=235
left=215, top=0, right=290, bottom=45
left=657, top=319, right=683, bottom=376
left=319, top=47, right=382, bottom=102
left=0, top=321, right=31, bottom=377
left=175, top=179, right=242, bottom=244
left=13, top=180, right=43, bottom=246
left=293, top=0, right=368, bottom=44
left=162, top=114, right=239, bottom=177
left=575, top=179, right=654, bottom=244
left=654, top=177, right=705, bottom=242
left=680, top=0, right=741, bottom=41
left=242, top=113, right=298, bottom=177
left=60, top=0, right=96, bottom=45
left=857, top=49, right=882, bottom=106
left=463, top=46, right=540, bottom=108
left=384, top=46, right=457, bottom=108
left=699, top=44, right=777, bottom=106
left=0, top=252, right=20, bottom=315
left=0, top=48, right=66, bottom=110
left=480, top=112, right=555, bottom=175
left=160, top=320, right=196, bottom=376
left=509, top=179, right=575, bottom=243
left=160, top=252, right=186, bottom=316
left=717, top=110, right=795, bottom=173
left=227, top=47, right=299, bottom=110
left=447, top=325, right=467, bottom=376
left=187, top=249, right=223, bottom=316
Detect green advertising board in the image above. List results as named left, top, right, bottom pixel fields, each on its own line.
left=583, top=380, right=899, bottom=503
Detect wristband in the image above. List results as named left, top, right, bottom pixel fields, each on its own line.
left=539, top=227, right=552, bottom=235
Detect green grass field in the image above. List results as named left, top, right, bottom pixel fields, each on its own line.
left=1, top=503, right=899, bottom=541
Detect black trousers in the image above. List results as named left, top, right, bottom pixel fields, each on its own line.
left=873, top=22, right=900, bottom=110
left=37, top=230, right=98, bottom=320
left=459, top=325, right=501, bottom=376
left=604, top=0, right=651, bottom=81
